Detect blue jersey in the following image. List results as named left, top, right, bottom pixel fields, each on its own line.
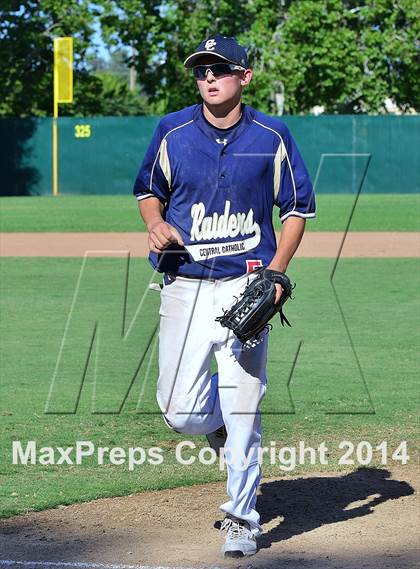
left=133, top=103, right=315, bottom=279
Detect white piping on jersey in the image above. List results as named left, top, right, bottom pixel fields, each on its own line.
left=149, top=119, right=194, bottom=194
left=252, top=119, right=297, bottom=213
left=159, top=137, right=171, bottom=187
left=273, top=141, right=287, bottom=201
left=280, top=210, right=316, bottom=223
left=136, top=193, right=154, bottom=201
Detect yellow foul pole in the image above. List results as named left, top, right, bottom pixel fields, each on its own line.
left=53, top=37, right=73, bottom=196
left=53, top=45, right=59, bottom=196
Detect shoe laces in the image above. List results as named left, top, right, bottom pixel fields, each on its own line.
left=220, top=516, right=251, bottom=540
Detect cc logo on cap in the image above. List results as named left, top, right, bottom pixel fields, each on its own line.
left=205, top=39, right=216, bottom=51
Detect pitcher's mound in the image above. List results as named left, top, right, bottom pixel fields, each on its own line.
left=0, top=467, right=417, bottom=569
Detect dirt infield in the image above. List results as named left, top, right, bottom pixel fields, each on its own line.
left=0, top=231, right=419, bottom=257
left=0, top=467, right=417, bottom=569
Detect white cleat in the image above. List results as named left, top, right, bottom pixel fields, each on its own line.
left=220, top=515, right=258, bottom=558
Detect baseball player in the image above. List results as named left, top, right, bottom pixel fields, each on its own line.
left=133, top=34, right=315, bottom=558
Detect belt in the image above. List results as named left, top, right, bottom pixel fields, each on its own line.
left=165, top=272, right=246, bottom=283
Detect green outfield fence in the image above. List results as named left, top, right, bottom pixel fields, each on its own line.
left=0, top=115, right=418, bottom=196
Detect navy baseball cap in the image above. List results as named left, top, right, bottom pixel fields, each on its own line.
left=183, top=34, right=249, bottom=69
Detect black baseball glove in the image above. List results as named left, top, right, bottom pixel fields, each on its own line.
left=215, top=268, right=294, bottom=343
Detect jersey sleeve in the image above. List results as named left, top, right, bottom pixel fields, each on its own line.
left=133, top=120, right=171, bottom=204
left=274, top=124, right=316, bottom=223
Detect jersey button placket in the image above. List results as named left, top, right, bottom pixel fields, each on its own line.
left=218, top=147, right=228, bottom=189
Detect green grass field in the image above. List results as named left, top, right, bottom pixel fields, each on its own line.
left=1, top=194, right=419, bottom=232
left=0, top=256, right=418, bottom=519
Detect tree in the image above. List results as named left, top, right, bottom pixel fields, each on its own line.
left=0, top=0, right=147, bottom=116
left=353, top=0, right=419, bottom=113
left=100, top=0, right=279, bottom=113
left=2, top=0, right=418, bottom=116
left=269, top=0, right=420, bottom=113
left=0, top=0, right=98, bottom=116
left=100, top=0, right=419, bottom=114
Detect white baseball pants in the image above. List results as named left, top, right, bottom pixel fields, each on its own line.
left=156, top=272, right=268, bottom=535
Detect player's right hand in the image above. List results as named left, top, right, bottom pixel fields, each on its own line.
left=147, top=220, right=184, bottom=253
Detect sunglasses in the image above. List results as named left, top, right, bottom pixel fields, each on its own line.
left=192, top=63, right=245, bottom=80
